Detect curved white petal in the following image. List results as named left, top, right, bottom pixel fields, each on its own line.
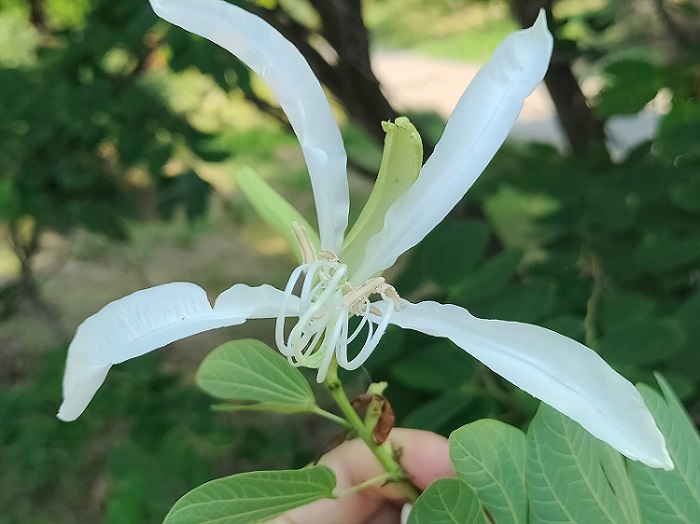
left=58, top=282, right=294, bottom=422
left=353, top=12, right=552, bottom=281
left=149, top=0, right=349, bottom=251
left=387, top=300, right=672, bottom=469
left=400, top=503, right=412, bottom=524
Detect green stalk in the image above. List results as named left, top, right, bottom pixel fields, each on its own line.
left=323, top=360, right=421, bottom=502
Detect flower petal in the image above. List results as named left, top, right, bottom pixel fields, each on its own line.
left=400, top=503, right=412, bottom=524
left=149, top=0, right=349, bottom=251
left=58, top=282, right=294, bottom=422
left=387, top=300, right=672, bottom=469
left=353, top=11, right=552, bottom=281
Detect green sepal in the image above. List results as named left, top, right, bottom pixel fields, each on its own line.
left=407, top=478, right=490, bottom=524
left=237, top=167, right=320, bottom=262
left=163, top=466, right=337, bottom=524
left=196, top=339, right=317, bottom=412
left=341, top=117, right=422, bottom=272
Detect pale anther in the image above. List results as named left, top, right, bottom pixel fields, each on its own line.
left=383, top=284, right=402, bottom=311
left=344, top=277, right=386, bottom=310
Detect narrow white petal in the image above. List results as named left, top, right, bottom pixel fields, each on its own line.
left=353, top=12, right=552, bottom=281
left=387, top=300, right=672, bottom=469
left=58, top=282, right=292, bottom=422
left=400, top=503, right=412, bottom=524
left=149, top=0, right=349, bottom=251
left=214, top=282, right=299, bottom=318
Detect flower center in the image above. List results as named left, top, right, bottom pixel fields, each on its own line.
left=275, top=223, right=401, bottom=382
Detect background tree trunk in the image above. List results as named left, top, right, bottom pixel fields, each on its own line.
left=508, top=0, right=610, bottom=162
left=255, top=1, right=398, bottom=146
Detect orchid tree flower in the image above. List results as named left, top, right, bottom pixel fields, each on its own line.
left=58, top=0, right=672, bottom=470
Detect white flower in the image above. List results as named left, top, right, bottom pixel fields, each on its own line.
left=57, top=0, right=672, bottom=471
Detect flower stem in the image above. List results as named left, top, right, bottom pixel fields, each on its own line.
left=312, top=406, right=351, bottom=428
left=334, top=472, right=400, bottom=498
left=323, top=360, right=421, bottom=502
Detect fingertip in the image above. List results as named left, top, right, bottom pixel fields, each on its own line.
left=388, top=428, right=454, bottom=489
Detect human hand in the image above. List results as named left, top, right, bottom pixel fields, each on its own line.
left=267, top=428, right=453, bottom=524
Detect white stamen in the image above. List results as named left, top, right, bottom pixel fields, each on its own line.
left=275, top=222, right=403, bottom=376
left=315, top=310, right=346, bottom=382
left=343, top=297, right=394, bottom=370
left=345, top=301, right=371, bottom=345
left=276, top=263, right=307, bottom=356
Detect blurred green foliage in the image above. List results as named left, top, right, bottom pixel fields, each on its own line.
left=0, top=349, right=305, bottom=524
left=0, top=0, right=221, bottom=313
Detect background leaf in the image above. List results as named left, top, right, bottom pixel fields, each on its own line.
left=164, top=466, right=336, bottom=524
left=598, top=317, right=685, bottom=366
left=449, top=420, right=527, bottom=524
left=418, top=220, right=491, bottom=287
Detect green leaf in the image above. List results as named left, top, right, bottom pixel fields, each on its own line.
left=164, top=466, right=337, bottom=524
left=669, top=291, right=700, bottom=375
left=449, top=420, right=527, bottom=524
left=596, top=59, right=662, bottom=117
left=627, top=375, right=700, bottom=523
left=471, top=280, right=555, bottom=323
left=656, top=101, right=700, bottom=163
left=407, top=478, right=490, bottom=524
left=668, top=176, right=700, bottom=214
left=418, top=220, right=491, bottom=287
left=402, top=390, right=474, bottom=433
left=598, top=291, right=656, bottom=331
left=527, top=404, right=641, bottom=524
left=632, top=233, right=700, bottom=273
left=598, top=317, right=685, bottom=366
left=237, top=167, right=320, bottom=262
left=541, top=314, right=586, bottom=341
left=196, top=339, right=317, bottom=413
left=390, top=341, right=474, bottom=392
left=483, top=185, right=560, bottom=250
left=0, top=179, right=20, bottom=222
left=448, top=249, right=522, bottom=303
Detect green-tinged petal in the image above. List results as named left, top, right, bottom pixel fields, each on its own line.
left=353, top=11, right=553, bottom=281
left=238, top=167, right=320, bottom=261
left=341, top=117, right=422, bottom=278
left=385, top=300, right=672, bottom=469
left=149, top=0, right=349, bottom=252
left=58, top=283, right=296, bottom=422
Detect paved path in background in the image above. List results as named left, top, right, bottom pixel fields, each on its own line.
left=372, top=50, right=660, bottom=158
